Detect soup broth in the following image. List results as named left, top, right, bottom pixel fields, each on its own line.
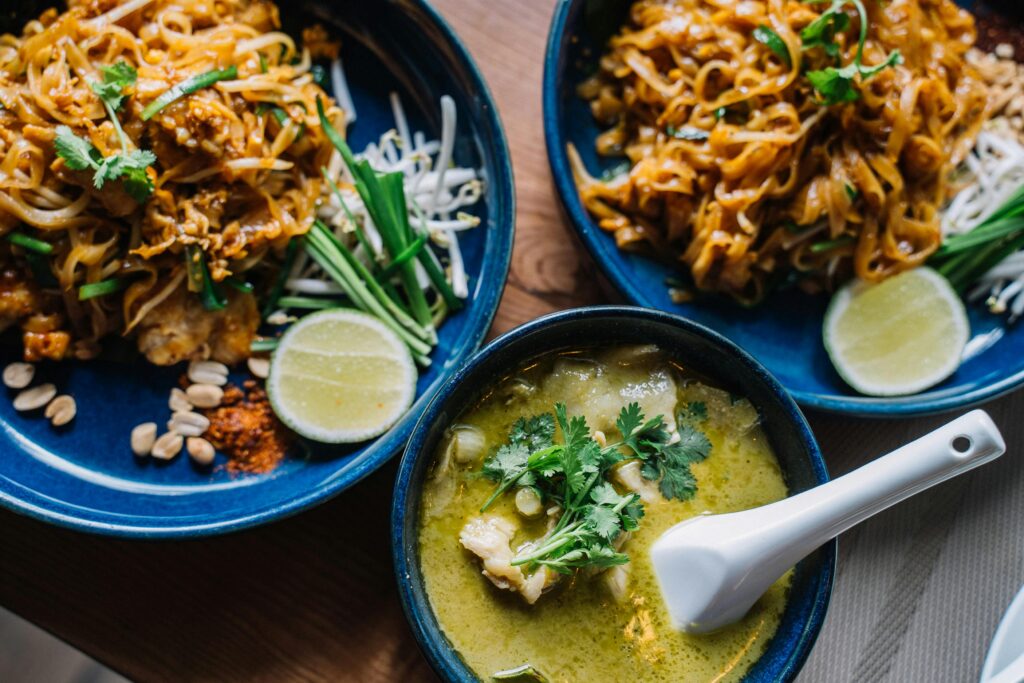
left=418, top=346, right=791, bottom=683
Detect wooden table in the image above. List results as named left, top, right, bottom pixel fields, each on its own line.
left=2, top=1, right=1023, bottom=681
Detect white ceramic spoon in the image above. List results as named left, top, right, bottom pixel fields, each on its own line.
left=987, top=651, right=1024, bottom=683
left=651, top=409, right=1006, bottom=634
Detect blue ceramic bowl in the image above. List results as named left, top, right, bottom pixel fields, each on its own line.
left=392, top=306, right=836, bottom=683
left=542, top=0, right=1024, bottom=417
left=0, top=0, right=514, bottom=537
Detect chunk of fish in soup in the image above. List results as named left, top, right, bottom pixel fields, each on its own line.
left=418, top=346, right=792, bottom=683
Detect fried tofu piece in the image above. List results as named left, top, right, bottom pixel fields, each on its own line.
left=135, top=285, right=258, bottom=366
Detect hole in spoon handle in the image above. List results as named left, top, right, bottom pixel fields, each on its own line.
left=951, top=435, right=972, bottom=455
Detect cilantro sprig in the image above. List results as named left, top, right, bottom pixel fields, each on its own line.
left=616, top=402, right=711, bottom=500
left=801, top=0, right=902, bottom=105
left=479, top=402, right=712, bottom=573
left=54, top=61, right=156, bottom=203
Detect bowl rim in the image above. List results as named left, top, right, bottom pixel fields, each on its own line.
left=539, top=0, right=1024, bottom=419
left=391, top=305, right=837, bottom=683
left=0, top=0, right=515, bottom=539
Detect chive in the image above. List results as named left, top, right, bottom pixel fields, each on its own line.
left=198, top=257, right=227, bottom=311
left=255, top=103, right=270, bottom=116
left=320, top=167, right=378, bottom=263
left=783, top=220, right=806, bottom=233
left=7, top=231, right=54, bottom=254
left=753, top=25, right=792, bottom=68
left=142, top=66, right=239, bottom=121
left=316, top=97, right=445, bottom=321
left=224, top=277, right=253, bottom=294
left=396, top=180, right=461, bottom=311
left=714, top=106, right=728, bottom=121
left=184, top=245, right=226, bottom=310
left=25, top=252, right=57, bottom=287
left=79, top=277, right=127, bottom=300
left=262, top=238, right=299, bottom=318
left=809, top=235, right=856, bottom=253
left=666, top=126, right=710, bottom=142
left=271, top=107, right=289, bottom=126
left=302, top=231, right=432, bottom=357
left=277, top=295, right=343, bottom=310
left=934, top=215, right=1024, bottom=257
left=259, top=53, right=268, bottom=74
left=378, top=233, right=428, bottom=279
left=844, top=183, right=859, bottom=201
left=309, top=221, right=431, bottom=341
left=251, top=337, right=279, bottom=352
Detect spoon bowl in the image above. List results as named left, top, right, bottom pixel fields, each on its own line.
left=652, top=410, right=1006, bottom=634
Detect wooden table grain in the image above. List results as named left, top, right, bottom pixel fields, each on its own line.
left=2, top=1, right=1022, bottom=681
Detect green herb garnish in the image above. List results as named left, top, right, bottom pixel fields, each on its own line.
left=617, top=403, right=711, bottom=500
left=55, top=60, right=156, bottom=202
left=6, top=231, right=54, bottom=254
left=141, top=66, right=238, bottom=121
left=78, top=277, right=129, bottom=301
left=801, top=0, right=902, bottom=105
left=54, top=126, right=156, bottom=202
left=479, top=402, right=712, bottom=573
left=184, top=245, right=226, bottom=311
left=91, top=61, right=137, bottom=112
left=753, top=25, right=792, bottom=68
left=809, top=235, right=856, bottom=253
left=250, top=337, right=280, bottom=352
left=931, top=184, right=1024, bottom=293
left=685, top=401, right=707, bottom=421
left=666, top=125, right=710, bottom=142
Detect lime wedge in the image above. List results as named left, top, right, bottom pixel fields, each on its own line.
left=266, top=309, right=417, bottom=443
left=823, top=267, right=969, bottom=397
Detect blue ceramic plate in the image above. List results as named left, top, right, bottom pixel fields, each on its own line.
left=0, top=0, right=514, bottom=537
left=543, top=0, right=1024, bottom=417
left=392, top=306, right=835, bottom=683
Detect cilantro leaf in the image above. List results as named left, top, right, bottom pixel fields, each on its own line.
left=54, top=126, right=101, bottom=171
left=619, top=404, right=712, bottom=502
left=659, top=463, right=698, bottom=501
left=806, top=66, right=860, bottom=105
left=686, top=401, right=707, bottom=421
left=91, top=61, right=137, bottom=112
left=615, top=403, right=644, bottom=442
left=799, top=0, right=901, bottom=105
left=482, top=442, right=529, bottom=483
left=118, top=162, right=156, bottom=203
left=508, top=413, right=555, bottom=452
left=585, top=505, right=621, bottom=541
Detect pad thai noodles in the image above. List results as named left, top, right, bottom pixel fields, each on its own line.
left=0, top=0, right=480, bottom=368
left=572, top=0, right=994, bottom=303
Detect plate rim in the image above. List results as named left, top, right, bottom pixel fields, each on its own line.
left=980, top=583, right=1024, bottom=682
left=0, top=0, right=516, bottom=538
left=540, top=0, right=1024, bottom=418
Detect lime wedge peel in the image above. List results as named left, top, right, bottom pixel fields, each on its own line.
left=823, top=267, right=970, bottom=397
left=266, top=308, right=418, bottom=443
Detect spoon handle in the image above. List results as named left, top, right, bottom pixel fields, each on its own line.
left=651, top=410, right=1006, bottom=634
left=766, top=410, right=1005, bottom=557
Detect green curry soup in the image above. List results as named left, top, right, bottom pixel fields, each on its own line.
left=418, top=346, right=791, bottom=683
